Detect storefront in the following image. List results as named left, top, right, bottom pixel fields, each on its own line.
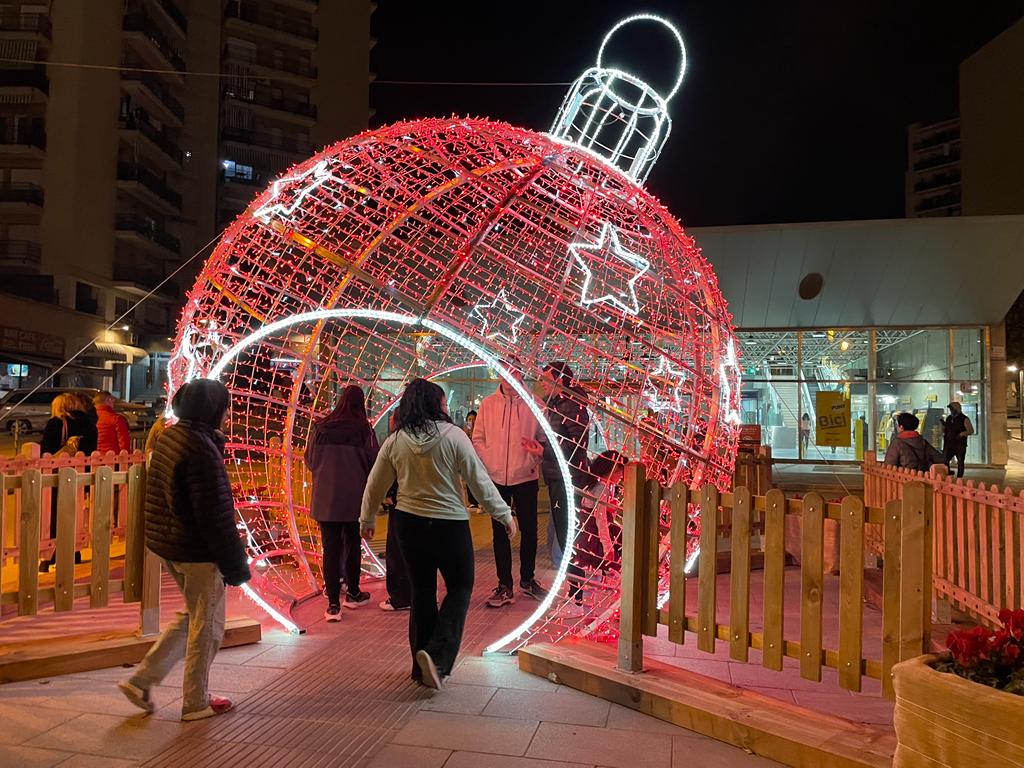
left=692, top=215, right=1024, bottom=467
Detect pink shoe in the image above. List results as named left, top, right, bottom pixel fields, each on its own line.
left=181, top=695, right=234, bottom=721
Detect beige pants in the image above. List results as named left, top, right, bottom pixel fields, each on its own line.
left=130, top=560, right=226, bottom=714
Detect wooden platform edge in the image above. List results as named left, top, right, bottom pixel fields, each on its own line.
left=0, top=617, right=262, bottom=684
left=519, top=640, right=895, bottom=768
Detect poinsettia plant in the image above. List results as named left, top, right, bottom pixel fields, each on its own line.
left=936, top=609, right=1024, bottom=695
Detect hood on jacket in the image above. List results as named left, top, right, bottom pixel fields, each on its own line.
left=395, top=421, right=455, bottom=454
left=314, top=416, right=372, bottom=446
left=173, top=379, right=229, bottom=428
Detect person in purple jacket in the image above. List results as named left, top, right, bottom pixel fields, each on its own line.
left=305, top=385, right=379, bottom=621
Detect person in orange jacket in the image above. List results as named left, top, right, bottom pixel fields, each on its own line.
left=94, top=391, right=131, bottom=454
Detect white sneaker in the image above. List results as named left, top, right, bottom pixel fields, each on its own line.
left=416, top=650, right=443, bottom=690
left=117, top=681, right=154, bottom=714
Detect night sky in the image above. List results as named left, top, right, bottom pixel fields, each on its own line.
left=370, top=1, right=1023, bottom=227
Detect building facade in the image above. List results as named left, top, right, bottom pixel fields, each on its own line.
left=905, top=117, right=962, bottom=218
left=0, top=0, right=372, bottom=402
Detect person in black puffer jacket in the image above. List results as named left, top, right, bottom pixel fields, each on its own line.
left=118, top=379, right=250, bottom=723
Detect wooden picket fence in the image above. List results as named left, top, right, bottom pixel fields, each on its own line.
left=864, top=452, right=1024, bottom=628
left=617, top=462, right=933, bottom=698
left=0, top=449, right=160, bottom=634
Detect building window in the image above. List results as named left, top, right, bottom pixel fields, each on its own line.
left=75, top=282, right=98, bottom=315
left=223, top=160, right=254, bottom=181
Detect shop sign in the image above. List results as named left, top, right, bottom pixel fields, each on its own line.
left=0, top=325, right=65, bottom=359
left=737, top=423, right=762, bottom=451
left=815, top=390, right=851, bottom=447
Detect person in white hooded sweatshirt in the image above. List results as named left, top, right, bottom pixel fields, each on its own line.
left=361, top=379, right=516, bottom=689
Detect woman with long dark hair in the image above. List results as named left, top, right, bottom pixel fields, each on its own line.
left=305, top=384, right=379, bottom=621
left=361, top=378, right=516, bottom=689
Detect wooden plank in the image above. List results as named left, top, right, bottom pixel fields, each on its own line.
left=800, top=492, right=825, bottom=682
left=920, top=482, right=934, bottom=651
left=18, top=469, right=42, bottom=616
left=519, top=642, right=895, bottom=768
left=762, top=488, right=786, bottom=672
left=667, top=483, right=689, bottom=645
left=123, top=464, right=145, bottom=603
left=0, top=618, right=261, bottom=684
left=966, top=488, right=979, bottom=599
left=954, top=492, right=966, bottom=595
left=697, top=485, right=719, bottom=653
left=642, top=478, right=661, bottom=637
left=729, top=486, right=752, bottom=662
left=881, top=498, right=902, bottom=698
left=978, top=494, right=991, bottom=608
left=90, top=467, right=114, bottom=608
left=991, top=502, right=1004, bottom=618
left=617, top=463, right=647, bottom=672
left=839, top=496, right=865, bottom=692
left=1011, top=505, right=1021, bottom=610
left=899, top=483, right=927, bottom=663
left=53, top=467, right=77, bottom=612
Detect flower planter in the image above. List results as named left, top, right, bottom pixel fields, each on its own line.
left=893, top=654, right=1024, bottom=767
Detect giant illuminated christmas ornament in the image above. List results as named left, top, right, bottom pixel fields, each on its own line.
left=170, top=14, right=740, bottom=649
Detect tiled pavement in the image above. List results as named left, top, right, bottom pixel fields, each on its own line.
left=0, top=537, right=786, bottom=768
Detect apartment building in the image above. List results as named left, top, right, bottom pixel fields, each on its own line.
left=0, top=0, right=373, bottom=401
left=905, top=117, right=962, bottom=218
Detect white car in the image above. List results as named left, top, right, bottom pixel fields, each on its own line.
left=0, top=388, right=152, bottom=435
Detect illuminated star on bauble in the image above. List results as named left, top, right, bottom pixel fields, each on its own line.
left=569, top=222, right=651, bottom=315
left=253, top=159, right=343, bottom=223
left=645, top=354, right=687, bottom=413
left=470, top=289, right=526, bottom=345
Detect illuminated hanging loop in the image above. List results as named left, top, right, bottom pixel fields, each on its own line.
left=549, top=13, right=687, bottom=182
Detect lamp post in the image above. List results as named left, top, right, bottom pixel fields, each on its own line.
left=1010, top=364, right=1024, bottom=442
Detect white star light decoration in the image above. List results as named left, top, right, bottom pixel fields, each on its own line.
left=569, top=222, right=650, bottom=315
left=644, top=354, right=687, bottom=413
left=252, top=159, right=344, bottom=223
left=469, top=289, right=526, bottom=345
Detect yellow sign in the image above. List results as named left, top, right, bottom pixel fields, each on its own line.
left=816, top=391, right=851, bottom=447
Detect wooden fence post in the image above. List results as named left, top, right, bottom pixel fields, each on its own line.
left=800, top=492, right=825, bottom=681
left=667, top=483, right=689, bottom=644
left=839, top=496, right=865, bottom=692
left=697, top=484, right=719, bottom=653
left=53, top=466, right=77, bottom=612
left=91, top=466, right=114, bottom=608
left=123, top=463, right=145, bottom=603
left=618, top=462, right=648, bottom=672
left=642, top=478, right=661, bottom=637
left=762, top=488, right=786, bottom=671
left=18, top=468, right=42, bottom=616
left=729, top=486, right=752, bottom=662
left=756, top=446, right=773, bottom=496
left=899, top=482, right=932, bottom=661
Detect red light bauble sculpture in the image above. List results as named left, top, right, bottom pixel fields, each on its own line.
left=169, top=16, right=740, bottom=649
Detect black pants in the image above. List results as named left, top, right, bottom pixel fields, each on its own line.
left=391, top=509, right=474, bottom=678
left=545, top=473, right=585, bottom=591
left=319, top=521, right=362, bottom=605
left=944, top=443, right=967, bottom=478
left=385, top=513, right=411, bottom=608
left=492, top=480, right=538, bottom=588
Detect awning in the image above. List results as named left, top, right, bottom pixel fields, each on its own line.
left=91, top=341, right=150, bottom=363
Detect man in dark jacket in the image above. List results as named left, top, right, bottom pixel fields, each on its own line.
left=538, top=362, right=590, bottom=590
left=884, top=412, right=944, bottom=471
left=118, top=379, right=250, bottom=722
left=942, top=401, right=974, bottom=478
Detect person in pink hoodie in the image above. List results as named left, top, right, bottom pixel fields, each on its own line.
left=473, top=361, right=547, bottom=607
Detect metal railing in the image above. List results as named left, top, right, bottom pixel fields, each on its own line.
left=224, top=0, right=318, bottom=40
left=0, top=240, right=42, bottom=273
left=223, top=88, right=317, bottom=118
left=113, top=261, right=179, bottom=298
left=221, top=125, right=311, bottom=155
left=2, top=67, right=49, bottom=94
left=224, top=45, right=317, bottom=78
left=121, top=72, right=185, bottom=121
left=115, top=214, right=181, bottom=254
left=0, top=182, right=44, bottom=206
left=0, top=123, right=45, bottom=149
left=122, top=12, right=186, bottom=72
left=119, top=116, right=183, bottom=164
left=116, top=162, right=183, bottom=210
left=0, top=12, right=52, bottom=38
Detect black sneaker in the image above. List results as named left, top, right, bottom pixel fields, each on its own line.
left=486, top=585, right=515, bottom=608
left=520, top=579, right=548, bottom=600
left=325, top=604, right=342, bottom=622
left=343, top=590, right=371, bottom=608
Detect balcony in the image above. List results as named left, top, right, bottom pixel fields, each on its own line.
left=0, top=12, right=52, bottom=39
left=0, top=240, right=42, bottom=275
left=914, top=188, right=962, bottom=215
left=913, top=147, right=960, bottom=172
left=222, top=125, right=311, bottom=156
left=115, top=214, right=181, bottom=255
left=122, top=12, right=186, bottom=73
left=119, top=115, right=183, bottom=165
left=223, top=45, right=317, bottom=79
left=155, top=0, right=187, bottom=34
left=1, top=67, right=49, bottom=98
left=0, top=123, right=45, bottom=156
left=224, top=0, right=317, bottom=45
left=914, top=171, right=961, bottom=194
left=117, top=163, right=182, bottom=211
left=113, top=262, right=179, bottom=299
left=0, top=182, right=44, bottom=207
left=121, top=72, right=185, bottom=124
left=223, top=88, right=316, bottom=122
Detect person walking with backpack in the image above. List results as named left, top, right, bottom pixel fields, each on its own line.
left=942, top=401, right=974, bottom=478
left=305, top=385, right=379, bottom=621
left=473, top=362, right=547, bottom=607
left=360, top=379, right=516, bottom=689
left=118, top=379, right=250, bottom=721
left=883, top=412, right=943, bottom=471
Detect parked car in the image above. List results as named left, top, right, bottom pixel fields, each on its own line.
left=0, top=388, right=153, bottom=435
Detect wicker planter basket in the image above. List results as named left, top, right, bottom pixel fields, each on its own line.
left=893, top=654, right=1024, bottom=767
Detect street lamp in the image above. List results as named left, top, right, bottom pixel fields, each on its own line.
left=1010, top=364, right=1023, bottom=442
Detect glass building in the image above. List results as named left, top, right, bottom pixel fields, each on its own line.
left=693, top=216, right=1024, bottom=468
